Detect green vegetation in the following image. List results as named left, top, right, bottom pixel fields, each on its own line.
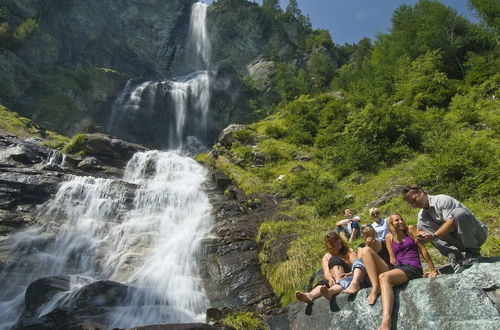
left=61, top=133, right=87, bottom=155
left=0, top=104, right=69, bottom=148
left=221, top=311, right=266, bottom=330
left=207, top=0, right=500, bottom=306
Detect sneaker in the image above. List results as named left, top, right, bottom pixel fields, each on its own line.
left=448, top=253, right=465, bottom=274
left=463, top=249, right=482, bottom=266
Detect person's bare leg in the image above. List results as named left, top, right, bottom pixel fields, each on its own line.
left=330, top=264, right=345, bottom=282
left=320, top=284, right=342, bottom=300
left=295, top=284, right=323, bottom=304
left=378, top=269, right=408, bottom=330
left=349, top=228, right=358, bottom=242
left=344, top=267, right=365, bottom=294
left=360, top=247, right=390, bottom=305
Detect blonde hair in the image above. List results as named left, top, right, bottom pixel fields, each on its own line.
left=386, top=213, right=407, bottom=237
left=369, top=208, right=379, bottom=215
left=325, top=231, right=349, bottom=257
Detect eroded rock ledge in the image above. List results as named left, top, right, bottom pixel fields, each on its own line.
left=289, top=260, right=500, bottom=330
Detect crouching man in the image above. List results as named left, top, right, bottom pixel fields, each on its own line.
left=402, top=186, right=488, bottom=273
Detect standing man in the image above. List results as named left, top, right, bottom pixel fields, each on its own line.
left=402, top=186, right=488, bottom=273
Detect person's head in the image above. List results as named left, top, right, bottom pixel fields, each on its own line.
left=325, top=231, right=349, bottom=256
left=369, top=208, right=381, bottom=219
left=361, top=225, right=377, bottom=244
left=387, top=213, right=407, bottom=236
left=343, top=208, right=353, bottom=218
left=402, top=186, right=429, bottom=208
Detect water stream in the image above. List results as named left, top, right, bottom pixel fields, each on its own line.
left=0, top=2, right=215, bottom=328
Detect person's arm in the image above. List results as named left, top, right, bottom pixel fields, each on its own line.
left=336, top=219, right=348, bottom=226
left=351, top=216, right=361, bottom=223
left=322, top=253, right=335, bottom=286
left=385, top=233, right=396, bottom=265
left=409, top=226, right=437, bottom=278
left=416, top=219, right=456, bottom=244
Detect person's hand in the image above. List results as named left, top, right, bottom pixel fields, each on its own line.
left=415, top=231, right=434, bottom=244
left=339, top=272, right=353, bottom=279
left=325, top=275, right=336, bottom=286
left=425, top=270, right=438, bottom=278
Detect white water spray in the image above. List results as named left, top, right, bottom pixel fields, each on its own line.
left=0, top=151, right=212, bottom=328
left=107, top=2, right=212, bottom=149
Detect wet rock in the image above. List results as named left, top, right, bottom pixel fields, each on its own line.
left=24, top=276, right=72, bottom=316
left=77, top=157, right=98, bottom=170
left=82, top=133, right=148, bottom=168
left=129, top=324, right=219, bottom=330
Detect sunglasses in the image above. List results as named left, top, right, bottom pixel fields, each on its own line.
left=371, top=212, right=379, bottom=216
left=402, top=186, right=421, bottom=194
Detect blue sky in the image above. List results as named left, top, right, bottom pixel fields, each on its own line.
left=203, top=0, right=478, bottom=44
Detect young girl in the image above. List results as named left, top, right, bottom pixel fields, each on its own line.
left=358, top=225, right=393, bottom=305
left=369, top=214, right=438, bottom=330
left=295, top=231, right=367, bottom=304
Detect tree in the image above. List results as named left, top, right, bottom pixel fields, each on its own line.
left=286, top=0, right=300, bottom=18
left=263, top=0, right=280, bottom=11
left=468, top=0, right=500, bottom=32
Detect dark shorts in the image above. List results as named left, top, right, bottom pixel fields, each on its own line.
left=395, top=264, right=423, bottom=280
left=337, top=222, right=360, bottom=239
left=328, top=256, right=350, bottom=272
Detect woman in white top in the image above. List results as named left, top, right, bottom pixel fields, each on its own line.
left=370, top=208, right=389, bottom=241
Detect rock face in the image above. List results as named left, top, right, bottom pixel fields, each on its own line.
left=288, top=260, right=500, bottom=330
left=200, top=171, right=282, bottom=316
left=0, top=0, right=312, bottom=148
left=0, top=132, right=141, bottom=235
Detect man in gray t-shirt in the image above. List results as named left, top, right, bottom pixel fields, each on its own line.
left=402, top=186, right=488, bottom=273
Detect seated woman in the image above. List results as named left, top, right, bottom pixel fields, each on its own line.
left=358, top=225, right=393, bottom=305
left=363, top=214, right=438, bottom=330
left=359, top=225, right=391, bottom=265
left=336, top=208, right=361, bottom=242
left=369, top=208, right=389, bottom=241
left=295, top=231, right=368, bottom=304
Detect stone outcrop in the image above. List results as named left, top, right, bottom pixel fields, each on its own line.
left=288, top=259, right=500, bottom=330
left=0, top=132, right=140, bottom=235
left=200, top=171, right=282, bottom=318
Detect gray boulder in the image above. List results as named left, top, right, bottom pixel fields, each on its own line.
left=288, top=259, right=500, bottom=330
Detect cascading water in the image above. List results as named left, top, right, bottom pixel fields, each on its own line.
left=0, top=151, right=212, bottom=328
left=0, top=2, right=216, bottom=329
left=107, top=2, right=212, bottom=149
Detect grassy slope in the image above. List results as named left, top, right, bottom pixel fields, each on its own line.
left=200, top=92, right=500, bottom=306
left=0, top=104, right=69, bottom=148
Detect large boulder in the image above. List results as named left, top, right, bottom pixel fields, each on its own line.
left=288, top=259, right=500, bottom=330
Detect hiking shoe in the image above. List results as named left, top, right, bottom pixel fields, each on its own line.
left=463, top=249, right=482, bottom=266
left=448, top=253, right=465, bottom=274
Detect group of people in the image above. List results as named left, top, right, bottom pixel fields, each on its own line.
left=295, top=186, right=488, bottom=330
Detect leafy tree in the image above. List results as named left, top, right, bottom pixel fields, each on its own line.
left=263, top=0, right=280, bottom=11
left=395, top=50, right=456, bottom=110
left=468, top=0, right=500, bottom=32
left=286, top=0, right=300, bottom=18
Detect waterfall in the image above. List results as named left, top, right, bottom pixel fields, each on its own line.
left=107, top=2, right=212, bottom=149
left=0, top=151, right=212, bottom=328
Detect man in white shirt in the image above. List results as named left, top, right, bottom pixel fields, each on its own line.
left=336, top=208, right=361, bottom=243
left=402, top=186, right=488, bottom=273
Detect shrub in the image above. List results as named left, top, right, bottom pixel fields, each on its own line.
left=13, top=18, right=38, bottom=41
left=221, top=312, right=266, bottom=330
left=62, top=133, right=87, bottom=155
